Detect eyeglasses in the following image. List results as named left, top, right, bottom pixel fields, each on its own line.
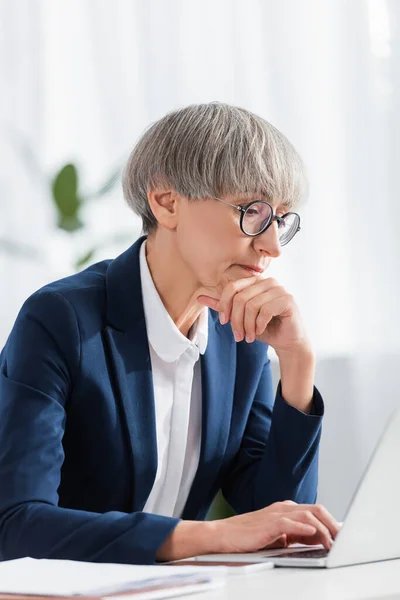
left=211, top=197, right=301, bottom=246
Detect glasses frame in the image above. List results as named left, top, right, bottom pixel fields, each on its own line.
left=211, top=196, right=301, bottom=244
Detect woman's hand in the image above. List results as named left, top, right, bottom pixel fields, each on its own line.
left=156, top=501, right=340, bottom=561
left=197, top=275, right=316, bottom=412
left=212, top=501, right=340, bottom=554
left=197, top=275, right=309, bottom=354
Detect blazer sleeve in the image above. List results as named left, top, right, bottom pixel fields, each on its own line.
left=0, top=290, right=179, bottom=564
left=221, top=356, right=324, bottom=513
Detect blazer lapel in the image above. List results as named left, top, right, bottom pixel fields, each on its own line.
left=104, top=236, right=158, bottom=511
left=103, top=235, right=237, bottom=516
left=181, top=313, right=236, bottom=519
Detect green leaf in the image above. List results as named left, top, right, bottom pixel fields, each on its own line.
left=74, top=248, right=96, bottom=270
left=206, top=490, right=236, bottom=520
left=52, top=163, right=83, bottom=232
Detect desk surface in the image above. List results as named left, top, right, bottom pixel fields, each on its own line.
left=197, top=559, right=400, bottom=600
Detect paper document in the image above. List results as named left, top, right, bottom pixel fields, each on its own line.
left=0, top=557, right=225, bottom=597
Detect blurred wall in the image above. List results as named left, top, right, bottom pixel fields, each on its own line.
left=2, top=0, right=400, bottom=519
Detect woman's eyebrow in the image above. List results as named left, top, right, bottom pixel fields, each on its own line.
left=236, top=195, right=268, bottom=205
left=242, top=197, right=291, bottom=211
left=231, top=195, right=292, bottom=212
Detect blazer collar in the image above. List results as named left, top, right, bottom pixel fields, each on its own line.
left=105, top=235, right=148, bottom=332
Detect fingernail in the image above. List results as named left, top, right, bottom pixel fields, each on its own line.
left=219, top=312, right=226, bottom=325
left=246, top=334, right=254, bottom=343
left=234, top=331, right=241, bottom=342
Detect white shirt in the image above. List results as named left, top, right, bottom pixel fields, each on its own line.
left=140, top=241, right=208, bottom=518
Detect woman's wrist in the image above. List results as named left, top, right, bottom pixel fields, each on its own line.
left=276, top=345, right=316, bottom=413
left=156, top=519, right=219, bottom=562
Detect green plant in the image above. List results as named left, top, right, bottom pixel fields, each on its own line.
left=206, top=490, right=236, bottom=520
left=51, top=162, right=130, bottom=269
left=2, top=129, right=128, bottom=269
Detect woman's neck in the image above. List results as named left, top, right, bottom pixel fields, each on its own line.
left=145, top=231, right=205, bottom=338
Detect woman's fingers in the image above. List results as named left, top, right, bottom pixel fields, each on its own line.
left=233, top=290, right=270, bottom=342
left=242, top=291, right=288, bottom=342
left=289, top=510, right=333, bottom=549
left=268, top=501, right=340, bottom=540
left=309, top=504, right=341, bottom=539
left=217, top=277, right=270, bottom=325
left=230, top=284, right=287, bottom=342
left=280, top=503, right=340, bottom=540
left=263, top=502, right=339, bottom=550
left=196, top=278, right=259, bottom=325
left=197, top=296, right=219, bottom=311
left=198, top=278, right=293, bottom=345
left=270, top=516, right=317, bottom=542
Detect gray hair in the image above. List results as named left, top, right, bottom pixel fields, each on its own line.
left=122, top=102, right=308, bottom=234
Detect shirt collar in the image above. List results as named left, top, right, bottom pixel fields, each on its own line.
left=139, top=240, right=208, bottom=362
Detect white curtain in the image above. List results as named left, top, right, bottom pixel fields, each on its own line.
left=1, top=0, right=400, bottom=519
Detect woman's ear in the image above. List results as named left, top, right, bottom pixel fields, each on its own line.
left=147, top=189, right=180, bottom=231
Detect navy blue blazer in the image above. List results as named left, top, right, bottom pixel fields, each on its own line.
left=0, top=236, right=323, bottom=564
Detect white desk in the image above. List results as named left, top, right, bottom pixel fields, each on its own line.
left=199, top=559, right=400, bottom=600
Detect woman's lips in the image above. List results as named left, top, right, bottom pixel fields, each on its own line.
left=237, top=264, right=264, bottom=275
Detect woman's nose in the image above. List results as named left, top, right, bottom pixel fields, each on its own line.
left=253, top=222, right=282, bottom=258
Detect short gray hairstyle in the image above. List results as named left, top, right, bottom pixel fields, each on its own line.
left=122, top=102, right=308, bottom=234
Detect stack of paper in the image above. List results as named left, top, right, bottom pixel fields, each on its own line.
left=0, top=557, right=225, bottom=600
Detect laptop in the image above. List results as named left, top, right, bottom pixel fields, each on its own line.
left=271, top=408, right=400, bottom=568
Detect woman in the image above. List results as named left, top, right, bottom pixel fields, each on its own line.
left=0, top=102, right=339, bottom=564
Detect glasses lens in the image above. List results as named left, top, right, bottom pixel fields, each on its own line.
left=278, top=213, right=300, bottom=246
left=242, top=202, right=272, bottom=235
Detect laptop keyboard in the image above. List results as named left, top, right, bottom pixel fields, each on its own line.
left=273, top=548, right=329, bottom=559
